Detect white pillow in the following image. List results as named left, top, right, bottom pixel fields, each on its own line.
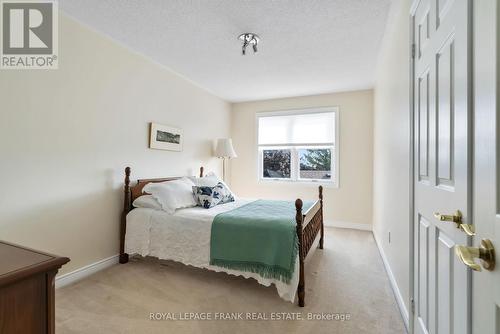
left=188, top=173, right=221, bottom=187
left=132, top=195, right=162, bottom=210
left=143, top=177, right=197, bottom=214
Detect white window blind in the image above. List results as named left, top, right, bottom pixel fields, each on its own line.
left=258, top=112, right=335, bottom=146
left=256, top=108, right=339, bottom=186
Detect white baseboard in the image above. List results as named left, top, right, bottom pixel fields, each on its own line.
left=373, top=235, right=410, bottom=332
left=56, top=254, right=119, bottom=289
left=324, top=220, right=372, bottom=231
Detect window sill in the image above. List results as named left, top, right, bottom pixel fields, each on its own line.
left=258, top=178, right=338, bottom=189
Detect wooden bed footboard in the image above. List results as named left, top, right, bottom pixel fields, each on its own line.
left=295, top=186, right=324, bottom=307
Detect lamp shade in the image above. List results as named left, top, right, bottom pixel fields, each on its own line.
left=214, top=138, right=237, bottom=158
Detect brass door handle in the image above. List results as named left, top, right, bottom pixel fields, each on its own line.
left=433, top=210, right=476, bottom=236
left=459, top=224, right=476, bottom=236
left=434, top=210, right=462, bottom=223
left=455, top=239, right=495, bottom=271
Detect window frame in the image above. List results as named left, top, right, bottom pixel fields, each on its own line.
left=256, top=107, right=340, bottom=188
left=260, top=146, right=293, bottom=180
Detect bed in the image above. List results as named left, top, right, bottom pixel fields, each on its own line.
left=119, top=167, right=324, bottom=307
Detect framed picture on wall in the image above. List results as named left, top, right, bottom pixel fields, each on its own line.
left=149, top=123, right=183, bottom=152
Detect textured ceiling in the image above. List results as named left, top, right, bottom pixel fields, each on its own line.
left=60, top=0, right=392, bottom=102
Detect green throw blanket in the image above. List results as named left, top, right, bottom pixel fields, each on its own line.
left=210, top=199, right=314, bottom=284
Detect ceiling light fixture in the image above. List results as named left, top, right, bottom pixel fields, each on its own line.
left=238, top=33, right=260, bottom=55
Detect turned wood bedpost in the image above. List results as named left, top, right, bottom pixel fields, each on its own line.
left=119, top=167, right=131, bottom=264
left=295, top=198, right=305, bottom=307
left=200, top=166, right=204, bottom=177
left=319, top=185, right=324, bottom=249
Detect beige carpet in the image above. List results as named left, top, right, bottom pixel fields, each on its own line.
left=56, top=228, right=406, bottom=334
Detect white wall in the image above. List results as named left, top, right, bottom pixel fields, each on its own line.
left=230, top=90, right=374, bottom=228
left=372, top=0, right=411, bottom=323
left=0, top=14, right=230, bottom=274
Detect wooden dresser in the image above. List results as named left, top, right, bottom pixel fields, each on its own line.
left=0, top=241, right=69, bottom=334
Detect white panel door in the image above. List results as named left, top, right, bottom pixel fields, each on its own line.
left=472, top=0, right=499, bottom=333
left=411, top=0, right=471, bottom=333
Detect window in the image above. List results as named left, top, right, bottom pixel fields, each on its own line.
left=257, top=107, right=339, bottom=186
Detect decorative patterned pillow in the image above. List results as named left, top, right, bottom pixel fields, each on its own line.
left=213, top=182, right=235, bottom=204
left=192, top=182, right=235, bottom=209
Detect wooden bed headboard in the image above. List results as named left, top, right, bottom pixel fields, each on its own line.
left=119, top=166, right=204, bottom=264
left=124, top=166, right=204, bottom=204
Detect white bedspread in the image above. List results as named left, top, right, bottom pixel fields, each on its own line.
left=125, top=200, right=299, bottom=302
